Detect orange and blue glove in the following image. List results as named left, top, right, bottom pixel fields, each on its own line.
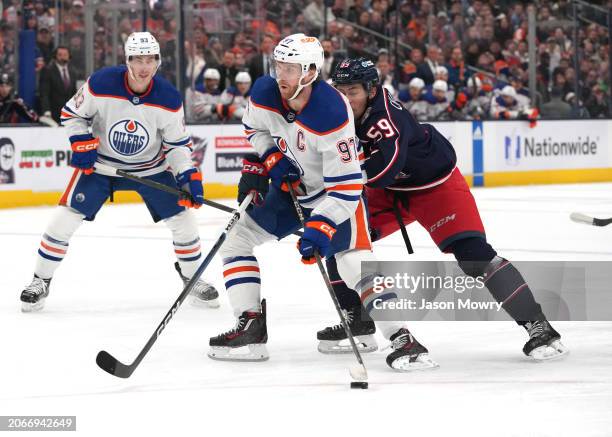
left=69, top=134, right=99, bottom=175
left=176, top=168, right=204, bottom=208
left=297, top=215, right=337, bottom=264
left=261, top=147, right=302, bottom=193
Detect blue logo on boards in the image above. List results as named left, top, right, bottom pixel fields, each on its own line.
left=108, top=119, right=150, bottom=156
left=504, top=135, right=521, bottom=165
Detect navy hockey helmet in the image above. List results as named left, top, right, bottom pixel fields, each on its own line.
left=332, top=57, right=379, bottom=92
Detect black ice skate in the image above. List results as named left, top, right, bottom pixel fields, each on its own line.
left=386, top=328, right=439, bottom=371
left=208, top=299, right=269, bottom=361
left=20, top=275, right=51, bottom=312
left=317, top=305, right=378, bottom=354
left=174, top=262, right=219, bottom=308
left=523, top=319, right=569, bottom=361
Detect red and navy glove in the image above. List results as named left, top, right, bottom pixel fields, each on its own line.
left=297, top=215, right=337, bottom=264
left=238, top=154, right=269, bottom=206
left=261, top=147, right=302, bottom=193
left=69, top=134, right=99, bottom=175
left=176, top=168, right=204, bottom=208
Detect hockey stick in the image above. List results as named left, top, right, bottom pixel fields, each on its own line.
left=570, top=212, right=612, bottom=227
left=93, top=163, right=304, bottom=237
left=94, top=163, right=235, bottom=214
left=286, top=183, right=368, bottom=383
left=96, top=193, right=254, bottom=378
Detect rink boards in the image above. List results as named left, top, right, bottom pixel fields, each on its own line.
left=1, top=119, right=611, bottom=208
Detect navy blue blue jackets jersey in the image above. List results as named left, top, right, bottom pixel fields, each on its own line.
left=358, top=86, right=457, bottom=190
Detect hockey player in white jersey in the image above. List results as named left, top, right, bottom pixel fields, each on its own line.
left=20, top=32, right=219, bottom=311
left=207, top=34, right=435, bottom=371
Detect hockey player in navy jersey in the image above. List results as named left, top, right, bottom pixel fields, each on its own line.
left=318, top=57, right=568, bottom=362
left=208, top=34, right=436, bottom=371
left=19, top=32, right=219, bottom=312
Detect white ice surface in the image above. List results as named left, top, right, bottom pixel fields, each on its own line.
left=1, top=183, right=611, bottom=436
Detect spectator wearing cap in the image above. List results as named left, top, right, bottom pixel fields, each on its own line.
left=564, top=92, right=591, bottom=119
left=399, top=77, right=428, bottom=120
left=39, top=46, right=77, bottom=124
left=425, top=79, right=452, bottom=120
left=434, top=66, right=455, bottom=102
left=217, top=71, right=252, bottom=121
left=490, top=85, right=538, bottom=124
left=36, top=23, right=55, bottom=64
left=540, top=86, right=572, bottom=119
left=187, top=68, right=222, bottom=123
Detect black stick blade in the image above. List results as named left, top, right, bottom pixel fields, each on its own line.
left=96, top=350, right=133, bottom=379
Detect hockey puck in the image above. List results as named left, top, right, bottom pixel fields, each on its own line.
left=350, top=381, right=369, bottom=389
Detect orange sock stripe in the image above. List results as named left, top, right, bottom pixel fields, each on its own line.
left=325, top=184, right=363, bottom=192
left=40, top=241, right=67, bottom=254
left=174, top=246, right=200, bottom=255
left=223, top=266, right=260, bottom=277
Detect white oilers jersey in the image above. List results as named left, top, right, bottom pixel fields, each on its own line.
left=243, top=76, right=363, bottom=226
left=61, top=65, right=193, bottom=177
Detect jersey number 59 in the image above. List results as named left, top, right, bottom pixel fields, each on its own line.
left=366, top=119, right=395, bottom=141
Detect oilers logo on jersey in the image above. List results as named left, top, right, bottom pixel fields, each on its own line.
left=108, top=119, right=150, bottom=156
left=273, top=135, right=304, bottom=175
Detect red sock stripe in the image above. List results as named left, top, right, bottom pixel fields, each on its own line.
left=40, top=241, right=67, bottom=255
left=223, top=266, right=261, bottom=277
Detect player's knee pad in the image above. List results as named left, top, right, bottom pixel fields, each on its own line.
left=335, top=249, right=377, bottom=291
left=164, top=210, right=199, bottom=243
left=219, top=214, right=275, bottom=259
left=451, top=237, right=497, bottom=278
left=45, top=206, right=85, bottom=242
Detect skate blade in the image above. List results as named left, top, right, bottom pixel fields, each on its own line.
left=21, top=299, right=46, bottom=313
left=207, top=344, right=269, bottom=362
left=189, top=295, right=220, bottom=309
left=318, top=336, right=378, bottom=354
left=529, top=340, right=569, bottom=361
left=391, top=353, right=440, bottom=372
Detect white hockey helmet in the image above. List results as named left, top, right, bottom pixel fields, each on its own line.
left=235, top=71, right=252, bottom=83
left=435, top=66, right=448, bottom=78
left=124, top=32, right=161, bottom=78
left=501, top=85, right=517, bottom=98
left=409, top=77, right=425, bottom=89
left=433, top=80, right=448, bottom=92
left=203, top=68, right=221, bottom=80
left=467, top=76, right=482, bottom=90
left=272, top=33, right=324, bottom=100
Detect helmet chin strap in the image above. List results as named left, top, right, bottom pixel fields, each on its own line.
left=285, top=70, right=317, bottom=101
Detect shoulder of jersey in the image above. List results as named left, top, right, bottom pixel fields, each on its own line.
left=298, top=81, right=349, bottom=135
left=249, top=75, right=281, bottom=108
left=87, top=65, right=182, bottom=111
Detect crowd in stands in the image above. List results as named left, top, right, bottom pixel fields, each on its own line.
left=1, top=0, right=610, bottom=125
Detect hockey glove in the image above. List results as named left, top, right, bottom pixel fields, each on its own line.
left=238, top=154, right=269, bottom=206
left=261, top=147, right=303, bottom=194
left=297, top=215, right=337, bottom=264
left=176, top=168, right=204, bottom=208
left=69, top=134, right=99, bottom=175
